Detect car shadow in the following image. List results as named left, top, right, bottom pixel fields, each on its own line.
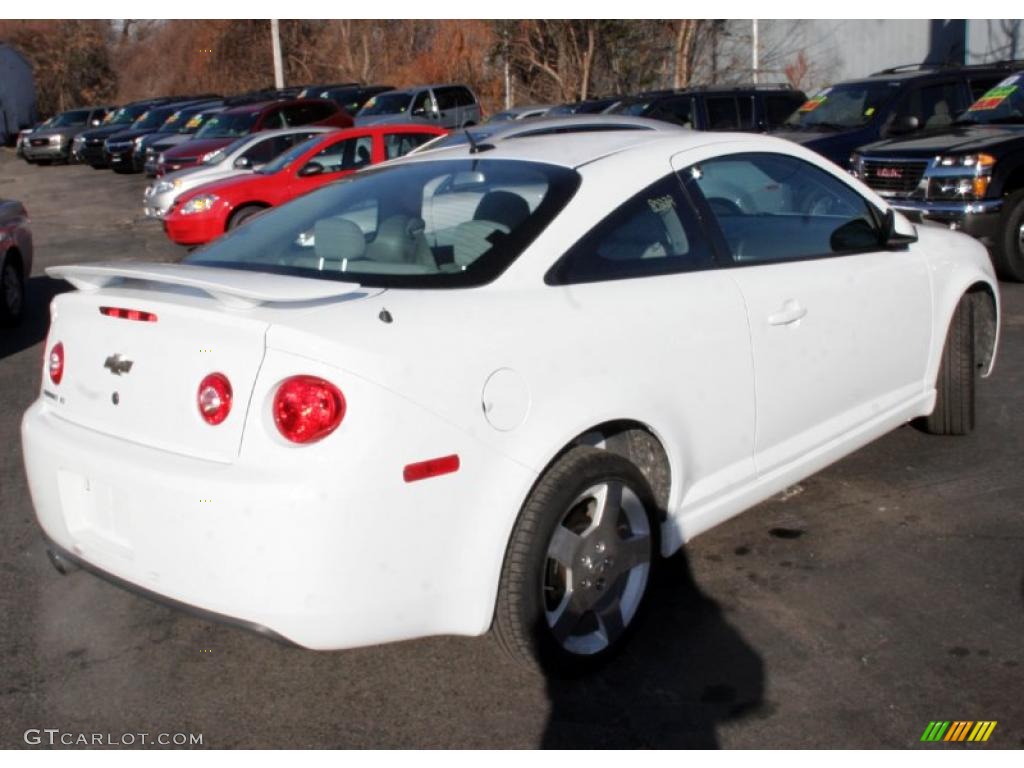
left=541, top=550, right=765, bottom=748
left=0, top=275, right=70, bottom=361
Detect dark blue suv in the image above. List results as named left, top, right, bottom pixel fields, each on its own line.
left=772, top=61, right=1022, bottom=169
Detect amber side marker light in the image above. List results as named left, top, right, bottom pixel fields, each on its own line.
left=403, top=454, right=460, bottom=483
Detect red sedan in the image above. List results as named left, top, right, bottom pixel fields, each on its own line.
left=163, top=124, right=446, bottom=246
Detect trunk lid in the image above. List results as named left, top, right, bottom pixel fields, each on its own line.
left=44, top=262, right=373, bottom=463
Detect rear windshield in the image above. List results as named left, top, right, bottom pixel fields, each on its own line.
left=186, top=158, right=580, bottom=288
left=195, top=112, right=259, bottom=138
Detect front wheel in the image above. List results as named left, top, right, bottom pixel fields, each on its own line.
left=227, top=205, right=265, bottom=231
left=994, top=190, right=1024, bottom=282
left=0, top=255, right=24, bottom=326
left=920, top=295, right=976, bottom=435
left=494, top=446, right=657, bottom=675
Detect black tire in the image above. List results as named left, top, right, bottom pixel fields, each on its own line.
left=993, top=190, right=1024, bottom=282
left=227, top=205, right=265, bottom=231
left=0, top=253, right=25, bottom=327
left=494, top=445, right=658, bottom=676
left=921, top=295, right=976, bottom=435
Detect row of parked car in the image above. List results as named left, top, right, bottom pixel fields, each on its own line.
left=13, top=59, right=1024, bottom=282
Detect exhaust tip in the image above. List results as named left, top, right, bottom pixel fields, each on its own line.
left=46, top=547, right=79, bottom=576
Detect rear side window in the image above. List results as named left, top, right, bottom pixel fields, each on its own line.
left=261, top=108, right=287, bottom=129
left=384, top=132, right=440, bottom=159
left=547, top=174, right=714, bottom=284
left=688, top=152, right=881, bottom=264
left=435, top=88, right=460, bottom=111
left=705, top=97, right=739, bottom=129
left=453, top=87, right=476, bottom=107
left=737, top=96, right=754, bottom=128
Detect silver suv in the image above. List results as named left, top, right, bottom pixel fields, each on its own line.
left=355, top=84, right=480, bottom=129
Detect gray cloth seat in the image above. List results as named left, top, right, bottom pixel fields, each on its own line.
left=313, top=217, right=366, bottom=269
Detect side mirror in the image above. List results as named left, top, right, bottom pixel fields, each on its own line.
left=880, top=207, right=918, bottom=249
left=233, top=156, right=251, bottom=169
left=888, top=114, right=920, bottom=136
left=411, top=106, right=427, bottom=117
left=298, top=161, right=324, bottom=178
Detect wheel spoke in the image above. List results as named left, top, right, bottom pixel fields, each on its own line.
left=594, top=598, right=626, bottom=646
left=547, top=525, right=581, bottom=569
left=618, top=532, right=651, bottom=571
left=591, top=480, right=623, bottom=533
left=547, top=593, right=585, bottom=644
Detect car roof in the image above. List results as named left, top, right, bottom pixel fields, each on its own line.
left=395, top=127, right=735, bottom=170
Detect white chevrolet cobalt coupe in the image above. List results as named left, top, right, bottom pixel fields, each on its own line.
left=23, top=130, right=999, bottom=673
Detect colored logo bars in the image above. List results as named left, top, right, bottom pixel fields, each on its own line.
left=921, top=721, right=997, bottom=743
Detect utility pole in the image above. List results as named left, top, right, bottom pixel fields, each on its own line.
left=751, top=18, right=759, bottom=84
left=271, top=19, right=285, bottom=89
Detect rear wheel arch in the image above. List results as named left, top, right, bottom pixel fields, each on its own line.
left=532, top=420, right=673, bottom=524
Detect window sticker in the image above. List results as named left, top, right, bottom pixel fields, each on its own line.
left=166, top=112, right=182, bottom=125
left=969, top=84, right=1018, bottom=111
left=864, top=107, right=876, bottom=116
left=137, top=111, right=149, bottom=122
left=798, top=96, right=827, bottom=112
left=185, top=115, right=203, bottom=129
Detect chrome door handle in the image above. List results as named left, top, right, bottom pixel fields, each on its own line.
left=768, top=300, right=807, bottom=326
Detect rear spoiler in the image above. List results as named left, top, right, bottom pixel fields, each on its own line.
left=47, top=261, right=365, bottom=309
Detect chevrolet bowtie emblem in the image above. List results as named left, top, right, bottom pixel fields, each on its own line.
left=104, top=354, right=134, bottom=376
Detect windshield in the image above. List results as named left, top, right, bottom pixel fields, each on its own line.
left=358, top=92, right=412, bottom=116
left=106, top=106, right=147, bottom=126
left=133, top=107, right=174, bottom=131
left=51, top=110, right=92, bottom=127
left=258, top=136, right=322, bottom=174
left=784, top=82, right=898, bottom=129
left=186, top=159, right=580, bottom=288
left=181, top=110, right=219, bottom=134
left=608, top=100, right=653, bottom=117
left=959, top=73, right=1024, bottom=125
left=195, top=111, right=259, bottom=138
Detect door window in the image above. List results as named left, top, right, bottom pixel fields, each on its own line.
left=309, top=135, right=374, bottom=172
left=736, top=96, right=754, bottom=128
left=241, top=134, right=301, bottom=165
left=548, top=174, right=714, bottom=284
left=411, top=91, right=434, bottom=117
left=894, top=81, right=963, bottom=130
left=688, top=153, right=881, bottom=263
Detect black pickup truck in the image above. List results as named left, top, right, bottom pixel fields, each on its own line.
left=852, top=71, right=1024, bottom=281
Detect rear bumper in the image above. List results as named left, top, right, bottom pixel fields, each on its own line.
left=890, top=199, right=1003, bottom=246
left=21, top=364, right=535, bottom=650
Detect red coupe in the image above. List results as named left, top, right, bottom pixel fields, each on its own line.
left=163, top=124, right=446, bottom=246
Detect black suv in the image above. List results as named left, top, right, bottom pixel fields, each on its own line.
left=773, top=61, right=1021, bottom=168
left=607, top=85, right=806, bottom=132
left=73, top=98, right=172, bottom=168
left=851, top=68, right=1024, bottom=281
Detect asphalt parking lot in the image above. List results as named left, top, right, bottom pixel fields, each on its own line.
left=0, top=148, right=1021, bottom=749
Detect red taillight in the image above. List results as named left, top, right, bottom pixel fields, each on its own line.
left=197, top=373, right=232, bottom=425
left=48, top=342, right=64, bottom=385
left=100, top=306, right=158, bottom=322
left=273, top=375, right=345, bottom=444
left=403, top=455, right=460, bottom=483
